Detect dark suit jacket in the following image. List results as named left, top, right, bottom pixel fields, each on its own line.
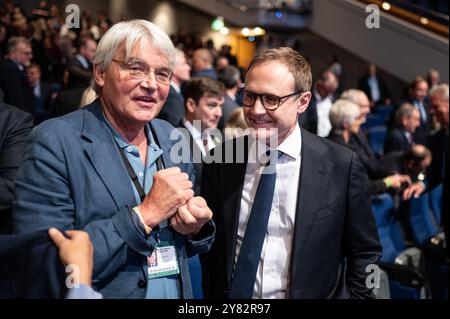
left=32, top=81, right=57, bottom=124
left=218, top=95, right=240, bottom=131
left=349, top=132, right=393, bottom=179
left=201, top=130, right=382, bottom=298
left=328, top=130, right=387, bottom=195
left=358, top=75, right=390, bottom=104
left=0, top=59, right=34, bottom=112
left=0, top=103, right=33, bottom=234
left=426, top=128, right=448, bottom=256
left=13, top=100, right=214, bottom=298
left=298, top=94, right=318, bottom=135
left=177, top=120, right=203, bottom=194
left=66, top=57, right=92, bottom=90
left=384, top=127, right=413, bottom=154
left=158, top=85, right=185, bottom=127
left=0, top=230, right=67, bottom=299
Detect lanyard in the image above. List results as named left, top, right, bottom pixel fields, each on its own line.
left=116, top=126, right=165, bottom=202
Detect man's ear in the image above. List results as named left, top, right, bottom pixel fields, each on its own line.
left=297, top=91, right=312, bottom=114
left=186, top=98, right=197, bottom=114
left=93, top=64, right=105, bottom=89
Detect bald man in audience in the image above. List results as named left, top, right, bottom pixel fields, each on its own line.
left=192, top=48, right=217, bottom=80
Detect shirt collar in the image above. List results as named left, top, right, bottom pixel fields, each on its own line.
left=171, top=82, right=181, bottom=94
left=101, top=111, right=162, bottom=156
left=75, top=54, right=89, bottom=69
left=183, top=118, right=202, bottom=141
left=248, top=123, right=302, bottom=165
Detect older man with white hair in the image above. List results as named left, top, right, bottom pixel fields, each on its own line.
left=13, top=20, right=214, bottom=299
left=403, top=83, right=449, bottom=256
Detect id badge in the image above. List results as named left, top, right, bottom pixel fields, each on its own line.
left=147, top=241, right=180, bottom=279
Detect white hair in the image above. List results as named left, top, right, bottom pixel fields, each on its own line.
left=329, top=99, right=361, bottom=131
left=340, top=89, right=365, bottom=105
left=93, top=19, right=175, bottom=72
left=429, top=83, right=449, bottom=101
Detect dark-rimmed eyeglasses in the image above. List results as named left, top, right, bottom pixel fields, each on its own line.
left=112, top=58, right=173, bottom=85
left=241, top=89, right=303, bottom=110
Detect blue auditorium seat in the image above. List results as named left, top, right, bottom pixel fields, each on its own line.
left=375, top=105, right=394, bottom=121
left=366, top=126, right=387, bottom=157
left=362, top=114, right=386, bottom=130
left=408, top=193, right=439, bottom=245
left=429, top=184, right=443, bottom=227
left=372, top=194, right=425, bottom=298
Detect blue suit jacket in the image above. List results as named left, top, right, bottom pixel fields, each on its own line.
left=13, top=100, right=215, bottom=298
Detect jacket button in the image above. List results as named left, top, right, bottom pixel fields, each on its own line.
left=138, top=280, right=147, bottom=289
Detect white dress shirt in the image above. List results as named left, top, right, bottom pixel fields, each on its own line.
left=314, top=89, right=333, bottom=138
left=182, top=119, right=216, bottom=156
left=235, top=124, right=302, bottom=299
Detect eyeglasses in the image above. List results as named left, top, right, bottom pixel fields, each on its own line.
left=241, top=89, right=303, bottom=110
left=112, top=58, right=173, bottom=85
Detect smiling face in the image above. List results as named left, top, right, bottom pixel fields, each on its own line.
left=94, top=38, right=171, bottom=129
left=188, top=95, right=224, bottom=131
left=243, top=60, right=311, bottom=145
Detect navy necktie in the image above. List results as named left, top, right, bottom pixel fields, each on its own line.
left=229, top=150, right=280, bottom=299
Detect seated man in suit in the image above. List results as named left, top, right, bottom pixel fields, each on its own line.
left=178, top=77, right=225, bottom=184
left=157, top=48, right=191, bottom=127
left=201, top=47, right=382, bottom=299
left=0, top=103, right=33, bottom=234
left=26, top=63, right=57, bottom=124
left=384, top=103, right=421, bottom=154
left=13, top=19, right=214, bottom=299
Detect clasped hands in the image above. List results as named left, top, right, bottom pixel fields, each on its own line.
left=137, top=167, right=212, bottom=236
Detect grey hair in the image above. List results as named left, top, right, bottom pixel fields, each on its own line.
left=7, top=36, right=30, bottom=54
left=395, top=102, right=417, bottom=125
left=329, top=99, right=361, bottom=131
left=93, top=19, right=175, bottom=72
left=429, top=83, right=449, bottom=101
left=340, top=89, right=365, bottom=105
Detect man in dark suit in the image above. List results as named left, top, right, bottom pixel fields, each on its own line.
left=157, top=49, right=190, bottom=127
left=27, top=63, right=57, bottom=124
left=399, top=77, right=431, bottom=145
left=66, top=36, right=96, bottom=90
left=0, top=103, right=33, bottom=234
left=358, top=63, right=391, bottom=108
left=298, top=69, right=338, bottom=137
left=384, top=102, right=421, bottom=154
left=177, top=77, right=225, bottom=188
left=404, top=83, right=449, bottom=257
left=201, top=47, right=382, bottom=299
left=0, top=37, right=34, bottom=112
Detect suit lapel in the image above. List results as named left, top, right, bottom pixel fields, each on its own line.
left=81, top=101, right=137, bottom=210
left=223, top=136, right=249, bottom=283
left=289, top=130, right=334, bottom=295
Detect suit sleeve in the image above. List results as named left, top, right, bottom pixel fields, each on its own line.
left=0, top=67, right=27, bottom=111
left=13, top=127, right=153, bottom=283
left=0, top=111, right=33, bottom=212
left=344, top=153, right=383, bottom=298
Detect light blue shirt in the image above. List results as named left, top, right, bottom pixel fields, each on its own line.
left=102, top=113, right=181, bottom=299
